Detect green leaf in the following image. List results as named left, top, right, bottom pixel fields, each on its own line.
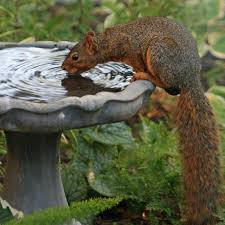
left=204, top=62, right=225, bottom=86
left=87, top=170, right=115, bottom=197
left=211, top=34, right=225, bottom=55
left=0, top=29, right=20, bottom=38
left=207, top=92, right=225, bottom=127
left=63, top=130, right=78, bottom=151
left=206, top=90, right=225, bottom=152
left=204, top=0, right=220, bottom=20
left=82, top=123, right=134, bottom=146
left=5, top=197, right=122, bottom=225
left=209, top=85, right=225, bottom=99
left=0, top=197, right=23, bottom=224
left=0, top=5, right=14, bottom=18
left=61, top=164, right=88, bottom=204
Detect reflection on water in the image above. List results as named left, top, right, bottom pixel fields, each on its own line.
left=0, top=47, right=133, bottom=102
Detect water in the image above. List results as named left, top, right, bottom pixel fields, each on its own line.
left=0, top=47, right=133, bottom=102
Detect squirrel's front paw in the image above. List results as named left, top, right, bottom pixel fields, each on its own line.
left=133, top=72, right=151, bottom=81
left=130, top=76, right=136, bottom=82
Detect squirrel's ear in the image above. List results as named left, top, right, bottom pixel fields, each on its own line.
left=84, top=31, right=96, bottom=54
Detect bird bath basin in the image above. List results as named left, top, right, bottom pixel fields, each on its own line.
left=0, top=42, right=155, bottom=214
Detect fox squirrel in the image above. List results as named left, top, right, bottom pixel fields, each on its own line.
left=62, top=16, right=221, bottom=225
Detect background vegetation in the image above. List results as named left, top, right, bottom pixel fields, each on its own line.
left=0, top=0, right=225, bottom=224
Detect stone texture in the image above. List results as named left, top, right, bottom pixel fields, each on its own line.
left=0, top=80, right=154, bottom=132
left=0, top=42, right=155, bottom=217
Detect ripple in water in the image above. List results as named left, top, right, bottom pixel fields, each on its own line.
left=0, top=47, right=133, bottom=102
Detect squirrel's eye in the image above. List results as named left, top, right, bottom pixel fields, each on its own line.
left=71, top=53, right=79, bottom=61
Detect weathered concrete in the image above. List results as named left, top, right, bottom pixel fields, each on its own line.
left=0, top=42, right=155, bottom=215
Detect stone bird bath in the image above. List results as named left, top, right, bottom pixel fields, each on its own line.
left=0, top=42, right=155, bottom=214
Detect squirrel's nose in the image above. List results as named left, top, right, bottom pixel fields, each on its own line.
left=61, top=65, right=66, bottom=70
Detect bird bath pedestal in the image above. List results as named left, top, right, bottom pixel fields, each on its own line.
left=0, top=42, right=155, bottom=215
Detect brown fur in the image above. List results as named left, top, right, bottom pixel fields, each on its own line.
left=176, top=87, right=220, bottom=225
left=62, top=16, right=221, bottom=224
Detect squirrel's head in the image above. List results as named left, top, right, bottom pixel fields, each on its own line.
left=62, top=32, right=98, bottom=75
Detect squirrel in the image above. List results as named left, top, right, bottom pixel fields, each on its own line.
left=62, top=16, right=221, bottom=225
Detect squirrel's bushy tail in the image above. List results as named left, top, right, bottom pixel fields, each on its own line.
left=175, top=86, right=220, bottom=225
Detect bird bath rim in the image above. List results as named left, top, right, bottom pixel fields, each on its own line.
left=0, top=42, right=155, bottom=132
left=0, top=42, right=155, bottom=215
left=0, top=80, right=154, bottom=114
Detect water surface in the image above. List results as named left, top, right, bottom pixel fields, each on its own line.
left=0, top=47, right=133, bottom=102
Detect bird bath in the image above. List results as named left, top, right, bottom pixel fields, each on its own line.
left=0, top=42, right=155, bottom=214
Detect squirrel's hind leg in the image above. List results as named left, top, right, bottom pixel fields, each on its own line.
left=145, top=37, right=186, bottom=90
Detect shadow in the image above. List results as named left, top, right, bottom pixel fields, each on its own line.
left=61, top=75, right=121, bottom=97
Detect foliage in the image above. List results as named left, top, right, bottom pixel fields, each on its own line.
left=0, top=197, right=23, bottom=224
left=102, top=119, right=181, bottom=224
left=207, top=85, right=225, bottom=155
left=207, top=86, right=225, bottom=222
left=0, top=199, right=14, bottom=224
left=61, top=163, right=88, bottom=204
left=63, top=120, right=182, bottom=224
left=61, top=86, right=225, bottom=224
left=0, top=0, right=95, bottom=41
left=0, top=131, right=6, bottom=155
left=203, top=61, right=225, bottom=88
left=103, top=0, right=185, bottom=26
left=4, top=197, right=121, bottom=225
left=209, top=84, right=225, bottom=99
